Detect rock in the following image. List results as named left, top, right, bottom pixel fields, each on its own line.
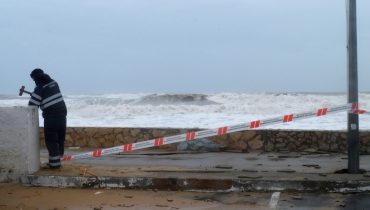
left=123, top=129, right=130, bottom=137
left=241, top=131, right=257, bottom=141
left=153, top=129, right=165, bottom=138
left=230, top=132, right=242, bottom=141
left=87, top=138, right=100, bottom=148
left=116, top=134, right=124, bottom=142
left=277, top=137, right=287, bottom=144
left=318, top=140, right=329, bottom=151
left=124, top=136, right=134, bottom=143
left=216, top=134, right=229, bottom=141
left=75, top=138, right=87, bottom=147
left=113, top=128, right=122, bottom=134
left=99, top=137, right=107, bottom=144
left=143, top=134, right=151, bottom=140
left=130, top=129, right=141, bottom=137
left=102, top=140, right=114, bottom=148
left=265, top=140, right=274, bottom=152
left=239, top=140, right=248, bottom=152
left=177, top=138, right=221, bottom=152
left=65, top=134, right=72, bottom=141
left=286, top=142, right=296, bottom=151
left=248, top=139, right=263, bottom=150
left=65, top=134, right=74, bottom=146
left=85, top=128, right=97, bottom=137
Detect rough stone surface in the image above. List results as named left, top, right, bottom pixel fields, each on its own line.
left=248, top=138, right=263, bottom=150
left=0, top=107, right=40, bottom=181
left=177, top=138, right=222, bottom=152
left=38, top=127, right=370, bottom=154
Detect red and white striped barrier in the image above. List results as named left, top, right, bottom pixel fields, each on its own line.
left=62, top=102, right=365, bottom=161
left=355, top=109, right=368, bottom=115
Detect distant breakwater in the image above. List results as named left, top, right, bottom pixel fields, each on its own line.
left=39, top=128, right=370, bottom=154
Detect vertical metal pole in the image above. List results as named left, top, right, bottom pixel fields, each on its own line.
left=346, top=0, right=360, bottom=173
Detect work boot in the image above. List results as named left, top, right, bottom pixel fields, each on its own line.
left=40, top=163, right=61, bottom=170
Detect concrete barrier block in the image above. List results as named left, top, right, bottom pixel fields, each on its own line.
left=0, top=106, right=39, bottom=182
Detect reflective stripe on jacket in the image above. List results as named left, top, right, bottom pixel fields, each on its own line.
left=28, top=80, right=67, bottom=118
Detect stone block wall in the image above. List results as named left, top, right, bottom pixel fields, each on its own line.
left=39, top=127, right=370, bottom=154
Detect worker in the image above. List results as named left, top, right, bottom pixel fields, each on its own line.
left=28, top=68, right=67, bottom=169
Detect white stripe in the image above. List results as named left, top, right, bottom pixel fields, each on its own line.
left=31, top=93, right=42, bottom=100
left=42, top=93, right=62, bottom=104
left=29, top=99, right=41, bottom=105
left=49, top=162, right=61, bottom=166
left=49, top=155, right=61, bottom=160
left=42, top=97, right=63, bottom=109
left=43, top=81, right=56, bottom=88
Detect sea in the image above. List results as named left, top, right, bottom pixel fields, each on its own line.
left=0, top=92, right=369, bottom=130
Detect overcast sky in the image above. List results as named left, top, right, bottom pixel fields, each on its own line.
left=0, top=0, right=369, bottom=94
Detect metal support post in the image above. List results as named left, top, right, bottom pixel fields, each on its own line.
left=346, top=0, right=360, bottom=173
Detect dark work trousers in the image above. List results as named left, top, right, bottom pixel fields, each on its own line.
left=44, top=116, right=66, bottom=167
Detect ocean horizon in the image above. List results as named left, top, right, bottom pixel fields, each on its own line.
left=1, top=92, right=369, bottom=130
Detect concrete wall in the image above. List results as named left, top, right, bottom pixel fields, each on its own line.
left=0, top=107, right=39, bottom=182
left=39, top=127, right=370, bottom=154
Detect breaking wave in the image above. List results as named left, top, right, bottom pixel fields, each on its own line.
left=1, top=92, right=369, bottom=130
left=132, top=94, right=218, bottom=105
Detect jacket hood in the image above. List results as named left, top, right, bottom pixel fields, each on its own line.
left=34, top=73, right=53, bottom=86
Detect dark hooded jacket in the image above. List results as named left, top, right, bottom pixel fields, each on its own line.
left=28, top=73, right=67, bottom=118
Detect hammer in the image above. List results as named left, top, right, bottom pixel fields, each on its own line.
left=19, top=86, right=32, bottom=96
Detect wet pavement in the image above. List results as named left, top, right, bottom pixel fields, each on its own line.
left=41, top=148, right=370, bottom=174
left=30, top=148, right=370, bottom=193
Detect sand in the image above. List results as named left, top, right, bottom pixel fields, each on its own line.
left=0, top=183, right=270, bottom=210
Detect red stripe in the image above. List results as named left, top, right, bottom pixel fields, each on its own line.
left=316, top=108, right=328, bottom=116
left=317, top=109, right=322, bottom=116
left=283, top=114, right=293, bottom=122
left=289, top=114, right=293, bottom=121
left=352, top=102, right=358, bottom=110
left=93, top=149, right=102, bottom=157
left=155, top=138, right=164, bottom=146
left=123, top=144, right=133, bottom=152
left=186, top=132, right=196, bottom=141
left=250, top=120, right=260, bottom=128
left=283, top=115, right=288, bottom=122
left=217, top=126, right=228, bottom=136
left=354, top=109, right=366, bottom=114
left=63, top=155, right=72, bottom=161
left=322, top=108, right=328, bottom=115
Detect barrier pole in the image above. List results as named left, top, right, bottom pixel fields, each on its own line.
left=346, top=0, right=360, bottom=173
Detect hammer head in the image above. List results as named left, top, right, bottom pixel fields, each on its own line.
left=19, top=86, right=26, bottom=96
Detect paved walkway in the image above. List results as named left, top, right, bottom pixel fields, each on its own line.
left=30, top=148, right=370, bottom=192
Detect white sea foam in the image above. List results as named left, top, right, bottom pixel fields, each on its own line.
left=1, top=93, right=369, bottom=130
